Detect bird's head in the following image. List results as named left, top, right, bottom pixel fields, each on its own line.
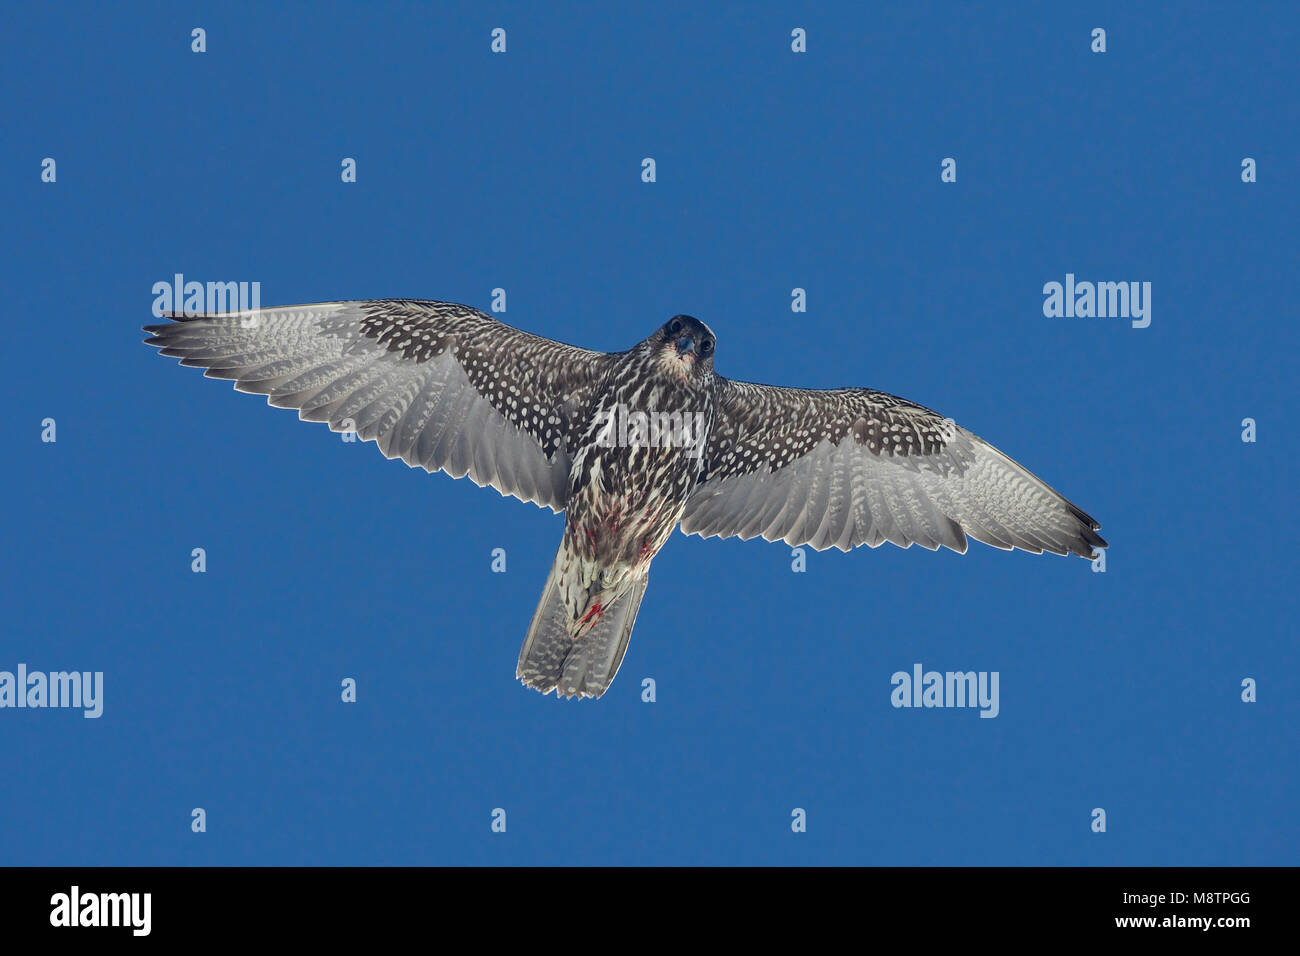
left=650, top=314, right=716, bottom=384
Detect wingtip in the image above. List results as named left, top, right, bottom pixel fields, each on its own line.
left=142, top=315, right=189, bottom=340
left=1080, top=524, right=1108, bottom=557
left=158, top=310, right=212, bottom=322
left=142, top=321, right=178, bottom=340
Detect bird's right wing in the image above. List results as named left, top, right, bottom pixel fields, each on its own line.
left=682, top=379, right=1106, bottom=557
left=143, top=299, right=614, bottom=512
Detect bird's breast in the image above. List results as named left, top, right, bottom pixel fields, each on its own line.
left=564, top=377, right=716, bottom=569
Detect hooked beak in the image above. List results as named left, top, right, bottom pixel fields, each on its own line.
left=674, top=334, right=697, bottom=357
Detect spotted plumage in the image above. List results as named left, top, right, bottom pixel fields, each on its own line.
left=548, top=317, right=717, bottom=648
left=144, top=299, right=1106, bottom=699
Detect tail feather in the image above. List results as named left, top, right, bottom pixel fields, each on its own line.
left=516, top=553, right=649, bottom=700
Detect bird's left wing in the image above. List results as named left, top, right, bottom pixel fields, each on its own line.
left=681, top=379, right=1106, bottom=557
left=144, top=299, right=613, bottom=512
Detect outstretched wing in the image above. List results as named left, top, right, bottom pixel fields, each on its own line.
left=143, top=299, right=613, bottom=512
left=681, top=380, right=1106, bottom=557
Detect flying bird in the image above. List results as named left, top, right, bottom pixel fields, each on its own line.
left=144, top=300, right=1106, bottom=698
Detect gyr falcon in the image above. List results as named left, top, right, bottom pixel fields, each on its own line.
left=144, top=300, right=1107, bottom=699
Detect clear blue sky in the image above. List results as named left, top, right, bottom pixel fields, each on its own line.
left=2, top=1, right=1295, bottom=865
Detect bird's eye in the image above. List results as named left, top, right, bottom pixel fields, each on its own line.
left=700, top=338, right=713, bottom=356
left=668, top=319, right=683, bottom=337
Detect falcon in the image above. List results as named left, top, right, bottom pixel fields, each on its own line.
left=143, top=299, right=1107, bottom=699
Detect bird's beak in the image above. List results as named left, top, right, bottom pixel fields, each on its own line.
left=675, top=334, right=697, bottom=357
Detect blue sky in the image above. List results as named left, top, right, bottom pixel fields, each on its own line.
left=2, top=1, right=1296, bottom=865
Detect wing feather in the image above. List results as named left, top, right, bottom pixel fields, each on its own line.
left=682, top=380, right=1106, bottom=558
left=144, top=299, right=612, bottom=512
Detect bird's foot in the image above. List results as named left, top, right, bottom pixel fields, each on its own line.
left=572, top=600, right=604, bottom=639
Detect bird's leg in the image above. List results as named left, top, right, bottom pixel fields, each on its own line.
left=568, top=598, right=606, bottom=641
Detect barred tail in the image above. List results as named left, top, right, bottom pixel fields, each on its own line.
left=516, top=547, right=649, bottom=700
